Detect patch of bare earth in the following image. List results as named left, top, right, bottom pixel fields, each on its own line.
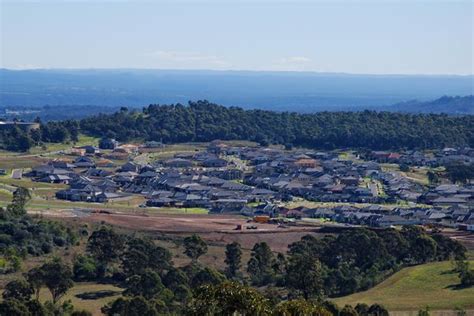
left=78, top=212, right=322, bottom=252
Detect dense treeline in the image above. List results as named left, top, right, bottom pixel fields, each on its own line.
left=80, top=101, right=474, bottom=149
left=1, top=100, right=473, bottom=151
left=1, top=224, right=470, bottom=315
left=1, top=215, right=471, bottom=315
left=284, top=227, right=466, bottom=297
left=0, top=119, right=79, bottom=152
left=0, top=187, right=79, bottom=274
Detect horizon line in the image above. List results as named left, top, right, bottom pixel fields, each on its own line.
left=1, top=67, right=473, bottom=77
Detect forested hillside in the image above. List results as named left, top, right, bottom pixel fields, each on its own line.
left=80, top=100, right=474, bottom=150
left=1, top=186, right=469, bottom=314
left=392, top=96, right=474, bottom=114
left=1, top=100, right=473, bottom=152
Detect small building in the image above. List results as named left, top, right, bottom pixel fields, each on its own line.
left=74, top=156, right=96, bottom=168
left=70, top=148, right=86, bottom=156
left=458, top=224, right=474, bottom=232
left=80, top=145, right=99, bottom=154
left=340, top=176, right=360, bottom=186
left=12, top=169, right=22, bottom=179
left=144, top=141, right=164, bottom=148
left=114, top=144, right=138, bottom=154
left=202, top=157, right=228, bottom=168
left=294, top=158, right=318, bottom=169
left=120, top=161, right=140, bottom=173
left=164, top=158, right=193, bottom=168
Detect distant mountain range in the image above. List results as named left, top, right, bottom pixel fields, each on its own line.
left=0, top=68, right=472, bottom=114
left=389, top=96, right=473, bottom=114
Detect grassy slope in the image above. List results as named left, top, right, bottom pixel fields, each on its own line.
left=28, top=135, right=100, bottom=155
left=333, top=261, right=474, bottom=311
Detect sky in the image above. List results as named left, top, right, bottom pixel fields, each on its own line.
left=0, top=0, right=473, bottom=75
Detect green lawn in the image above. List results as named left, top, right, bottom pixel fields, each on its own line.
left=0, top=193, right=209, bottom=215
left=0, top=177, right=68, bottom=190
left=145, top=206, right=209, bottom=214
left=333, top=261, right=474, bottom=311
left=0, top=155, right=48, bottom=170
left=28, top=135, right=100, bottom=155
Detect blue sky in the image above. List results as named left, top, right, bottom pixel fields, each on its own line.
left=1, top=0, right=472, bottom=75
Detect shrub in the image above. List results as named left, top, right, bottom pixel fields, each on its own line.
left=73, top=255, right=98, bottom=281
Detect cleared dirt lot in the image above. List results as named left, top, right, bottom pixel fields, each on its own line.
left=75, top=212, right=322, bottom=252
left=83, top=213, right=256, bottom=232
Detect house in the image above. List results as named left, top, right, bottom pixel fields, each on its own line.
left=84, top=168, right=112, bottom=178
left=442, top=148, right=458, bottom=156
left=49, top=160, right=75, bottom=169
left=114, top=144, right=138, bottom=154
left=206, top=169, right=243, bottom=180
left=458, top=224, right=474, bottom=232
left=70, top=147, right=86, bottom=156
left=28, top=165, right=68, bottom=178
left=211, top=199, right=248, bottom=212
left=39, top=174, right=71, bottom=184
left=294, top=158, right=318, bottom=168
left=104, top=152, right=128, bottom=160
left=284, top=208, right=305, bottom=219
left=375, top=215, right=420, bottom=227
left=147, top=197, right=176, bottom=207
left=120, top=161, right=140, bottom=173
left=95, top=159, right=114, bottom=168
left=164, top=158, right=193, bottom=168
left=340, top=176, right=359, bottom=186
left=74, top=156, right=96, bottom=168
left=144, top=141, right=164, bottom=148
left=207, top=140, right=228, bottom=154
left=80, top=145, right=99, bottom=154
left=371, top=151, right=401, bottom=163
left=432, top=197, right=467, bottom=207
left=12, top=169, right=23, bottom=180
left=202, top=157, right=228, bottom=168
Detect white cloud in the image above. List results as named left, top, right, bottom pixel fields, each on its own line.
left=142, top=50, right=231, bottom=68
left=275, top=56, right=312, bottom=65
left=268, top=56, right=314, bottom=71
left=6, top=64, right=43, bottom=70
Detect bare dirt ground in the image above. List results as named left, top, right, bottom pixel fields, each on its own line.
left=67, top=212, right=322, bottom=252
left=53, top=210, right=474, bottom=254
left=82, top=213, right=257, bottom=232
left=441, top=230, right=474, bottom=252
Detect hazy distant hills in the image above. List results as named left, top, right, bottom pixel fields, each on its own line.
left=390, top=96, right=474, bottom=114
left=0, top=68, right=473, bottom=113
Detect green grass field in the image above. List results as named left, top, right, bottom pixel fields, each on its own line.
left=333, top=261, right=474, bottom=311
left=28, top=135, right=100, bottom=155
